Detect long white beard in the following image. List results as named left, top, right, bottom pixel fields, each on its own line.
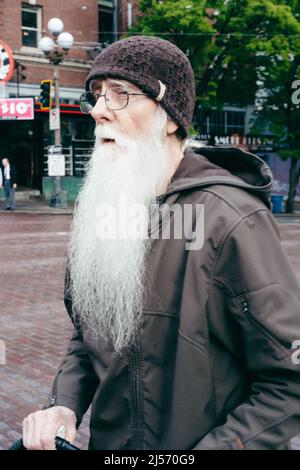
left=69, top=109, right=170, bottom=353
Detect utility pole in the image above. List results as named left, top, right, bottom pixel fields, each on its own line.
left=39, top=18, right=74, bottom=208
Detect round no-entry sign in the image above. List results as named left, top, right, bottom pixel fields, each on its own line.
left=0, top=40, right=15, bottom=85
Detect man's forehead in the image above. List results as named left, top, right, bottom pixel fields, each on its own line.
left=90, top=78, right=140, bottom=91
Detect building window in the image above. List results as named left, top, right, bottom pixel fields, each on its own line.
left=99, top=0, right=115, bottom=44
left=226, top=111, right=245, bottom=135
left=200, top=109, right=245, bottom=135
left=21, top=3, right=42, bottom=48
left=209, top=110, right=225, bottom=135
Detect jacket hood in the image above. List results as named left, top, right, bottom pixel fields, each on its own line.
left=166, top=146, right=273, bottom=208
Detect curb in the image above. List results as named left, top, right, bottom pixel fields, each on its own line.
left=0, top=208, right=74, bottom=215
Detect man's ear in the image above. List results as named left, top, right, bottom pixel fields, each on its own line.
left=166, top=117, right=178, bottom=135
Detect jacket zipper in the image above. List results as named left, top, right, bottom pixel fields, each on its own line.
left=240, top=298, right=284, bottom=348
left=241, top=299, right=262, bottom=329
left=127, top=341, right=145, bottom=450
left=241, top=300, right=249, bottom=314
left=49, top=395, right=56, bottom=407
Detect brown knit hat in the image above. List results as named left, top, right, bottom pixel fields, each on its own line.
left=85, top=35, right=195, bottom=138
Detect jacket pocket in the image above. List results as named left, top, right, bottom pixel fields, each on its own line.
left=227, top=288, right=293, bottom=367
left=239, top=297, right=288, bottom=358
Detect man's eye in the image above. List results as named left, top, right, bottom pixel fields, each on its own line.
left=114, top=89, right=128, bottom=96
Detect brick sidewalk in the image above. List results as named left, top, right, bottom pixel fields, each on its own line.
left=0, top=213, right=299, bottom=450
left=0, top=213, right=90, bottom=450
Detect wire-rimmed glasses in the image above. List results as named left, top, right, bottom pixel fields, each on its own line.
left=79, top=88, right=148, bottom=114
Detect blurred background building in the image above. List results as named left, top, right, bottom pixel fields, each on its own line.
left=0, top=0, right=139, bottom=199
left=0, top=0, right=297, bottom=206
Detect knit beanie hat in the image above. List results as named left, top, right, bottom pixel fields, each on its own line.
left=85, top=35, right=195, bottom=138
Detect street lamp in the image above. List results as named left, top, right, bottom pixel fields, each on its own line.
left=39, top=18, right=74, bottom=208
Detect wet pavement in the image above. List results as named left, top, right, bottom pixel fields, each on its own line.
left=0, top=213, right=90, bottom=450
left=0, top=212, right=299, bottom=450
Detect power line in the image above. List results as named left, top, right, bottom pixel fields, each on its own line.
left=2, top=22, right=300, bottom=37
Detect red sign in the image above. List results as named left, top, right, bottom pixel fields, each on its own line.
left=0, top=98, right=34, bottom=120
left=0, top=40, right=15, bottom=84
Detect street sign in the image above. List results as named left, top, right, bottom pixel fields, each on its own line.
left=48, top=153, right=65, bottom=176
left=49, top=107, right=60, bottom=130
left=0, top=40, right=15, bottom=85
left=48, top=144, right=62, bottom=155
left=0, top=98, right=34, bottom=120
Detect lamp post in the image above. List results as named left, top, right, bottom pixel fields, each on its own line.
left=39, top=18, right=74, bottom=208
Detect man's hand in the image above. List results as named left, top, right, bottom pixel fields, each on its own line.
left=22, top=406, right=77, bottom=450
left=13, top=184, right=17, bottom=189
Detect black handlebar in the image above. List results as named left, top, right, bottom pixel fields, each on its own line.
left=9, top=436, right=80, bottom=451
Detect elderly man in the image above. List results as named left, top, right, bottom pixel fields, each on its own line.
left=22, top=36, right=300, bottom=450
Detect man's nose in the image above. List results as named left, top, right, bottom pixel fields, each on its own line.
left=90, top=94, right=113, bottom=124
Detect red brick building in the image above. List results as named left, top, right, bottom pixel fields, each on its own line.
left=0, top=0, right=140, bottom=193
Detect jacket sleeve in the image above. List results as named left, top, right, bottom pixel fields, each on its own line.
left=44, top=329, right=99, bottom=427
left=11, top=166, right=17, bottom=186
left=44, top=269, right=99, bottom=426
left=195, top=209, right=300, bottom=450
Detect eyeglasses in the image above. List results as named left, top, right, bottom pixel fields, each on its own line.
left=79, top=88, right=148, bottom=114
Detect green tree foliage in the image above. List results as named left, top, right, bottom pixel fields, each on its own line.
left=130, top=0, right=300, bottom=212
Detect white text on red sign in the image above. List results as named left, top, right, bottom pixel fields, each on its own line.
left=0, top=98, right=34, bottom=120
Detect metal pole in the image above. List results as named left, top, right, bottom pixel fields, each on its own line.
left=16, top=66, right=20, bottom=97
left=53, top=65, right=62, bottom=201
left=54, top=65, right=61, bottom=146
left=113, top=0, right=119, bottom=42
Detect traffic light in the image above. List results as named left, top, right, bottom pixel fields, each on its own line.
left=15, top=60, right=27, bottom=81
left=40, top=79, right=52, bottom=110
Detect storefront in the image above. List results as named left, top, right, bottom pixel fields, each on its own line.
left=0, top=102, right=95, bottom=193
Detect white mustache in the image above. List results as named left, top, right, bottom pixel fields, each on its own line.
left=94, top=125, right=132, bottom=148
